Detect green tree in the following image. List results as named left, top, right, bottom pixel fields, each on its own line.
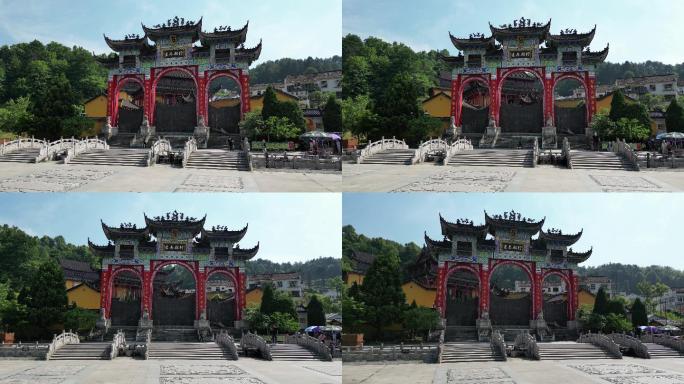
left=603, top=313, right=633, bottom=333
left=405, top=115, right=443, bottom=147
left=609, top=89, right=629, bottom=123
left=244, top=305, right=269, bottom=333
left=22, top=261, right=68, bottom=338
left=631, top=298, right=648, bottom=327
left=341, top=95, right=372, bottom=137
left=607, top=299, right=626, bottom=317
left=322, top=94, right=342, bottom=132
left=342, top=56, right=370, bottom=99
left=260, top=284, right=276, bottom=315
left=593, top=287, right=609, bottom=316
left=267, top=312, right=300, bottom=334
left=261, top=87, right=279, bottom=121
left=306, top=295, right=326, bottom=326
left=666, top=98, right=684, bottom=132
left=263, top=116, right=301, bottom=141
left=637, top=281, right=670, bottom=313
left=403, top=307, right=440, bottom=341
left=239, top=111, right=265, bottom=140
left=275, top=101, right=306, bottom=130
left=341, top=295, right=365, bottom=333
left=590, top=112, right=618, bottom=140
left=615, top=118, right=650, bottom=142
left=360, top=251, right=406, bottom=339
left=63, top=307, right=97, bottom=333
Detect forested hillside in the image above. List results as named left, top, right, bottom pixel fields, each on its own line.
left=250, top=56, right=342, bottom=84
left=245, top=257, right=341, bottom=287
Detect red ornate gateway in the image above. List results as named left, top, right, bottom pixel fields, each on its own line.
left=90, top=211, right=258, bottom=332
left=100, top=17, right=262, bottom=146
left=424, top=210, right=591, bottom=337
left=443, top=18, right=608, bottom=147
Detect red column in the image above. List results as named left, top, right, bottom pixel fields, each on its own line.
left=100, top=267, right=111, bottom=317
left=479, top=265, right=489, bottom=317
left=108, top=78, right=118, bottom=125
left=197, top=74, right=207, bottom=124
left=238, top=271, right=247, bottom=321
left=149, top=69, right=157, bottom=125
left=544, top=74, right=555, bottom=125
left=570, top=272, right=579, bottom=320
left=491, top=72, right=501, bottom=125
left=240, top=71, right=251, bottom=117
left=532, top=267, right=543, bottom=320
left=143, top=78, right=152, bottom=122
left=450, top=77, right=462, bottom=126
left=196, top=266, right=206, bottom=320
left=586, top=73, right=597, bottom=124
left=434, top=263, right=447, bottom=317
left=142, top=269, right=152, bottom=318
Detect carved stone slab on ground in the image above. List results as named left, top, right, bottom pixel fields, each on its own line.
left=0, top=364, right=86, bottom=384
left=0, top=169, right=114, bottom=192
left=568, top=363, right=684, bottom=384
left=393, top=170, right=516, bottom=192
left=160, top=365, right=246, bottom=376
left=174, top=174, right=244, bottom=192
left=589, top=175, right=665, bottom=192
left=303, top=364, right=342, bottom=377
left=159, top=378, right=265, bottom=384
left=445, top=367, right=515, bottom=384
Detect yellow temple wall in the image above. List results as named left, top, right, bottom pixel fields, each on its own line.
left=402, top=282, right=436, bottom=308
left=66, top=284, right=100, bottom=310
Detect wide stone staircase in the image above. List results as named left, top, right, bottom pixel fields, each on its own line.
left=445, top=326, right=478, bottom=342
left=361, top=149, right=416, bottom=165
left=51, top=341, right=110, bottom=360
left=0, top=149, right=41, bottom=163
left=269, top=343, right=321, bottom=361
left=644, top=343, right=684, bottom=358
left=151, top=327, right=200, bottom=342
left=69, top=148, right=148, bottom=167
left=537, top=342, right=617, bottom=360
left=570, top=150, right=636, bottom=171
left=440, top=342, right=504, bottom=363
left=448, top=149, right=534, bottom=168
left=184, top=149, right=250, bottom=171
left=147, top=342, right=234, bottom=360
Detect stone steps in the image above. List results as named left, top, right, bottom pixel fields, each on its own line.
left=51, top=342, right=110, bottom=360
left=69, top=148, right=148, bottom=167
left=0, top=149, right=40, bottom=163
left=269, top=343, right=320, bottom=361
left=151, top=327, right=199, bottom=342
left=185, top=149, right=249, bottom=171
left=644, top=343, right=684, bottom=358
left=441, top=342, right=504, bottom=363
left=449, top=149, right=534, bottom=168
left=361, top=149, right=416, bottom=165
left=148, top=342, right=232, bottom=360
left=570, top=151, right=636, bottom=171
left=537, top=342, right=618, bottom=360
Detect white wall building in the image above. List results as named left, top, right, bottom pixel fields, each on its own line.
left=247, top=272, right=303, bottom=298
left=657, top=288, right=684, bottom=314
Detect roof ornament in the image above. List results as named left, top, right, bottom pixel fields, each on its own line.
left=469, top=32, right=484, bottom=39
left=120, top=222, right=137, bottom=229
left=548, top=228, right=562, bottom=235
left=456, top=218, right=473, bottom=225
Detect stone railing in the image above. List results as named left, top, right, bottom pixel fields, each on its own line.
left=608, top=333, right=650, bottom=359
left=641, top=333, right=684, bottom=353
left=285, top=333, right=333, bottom=361
left=562, top=137, right=572, bottom=169
left=63, top=138, right=109, bottom=164
left=356, top=136, right=409, bottom=164
left=108, top=329, right=127, bottom=360
left=36, top=137, right=79, bottom=162
left=614, top=139, right=640, bottom=170
left=147, top=138, right=172, bottom=166
left=0, top=342, right=49, bottom=359
left=182, top=137, right=198, bottom=168
left=514, top=331, right=539, bottom=360
left=578, top=333, right=622, bottom=358
left=45, top=330, right=80, bottom=360
left=134, top=328, right=151, bottom=360
left=242, top=332, right=272, bottom=361
left=216, top=331, right=239, bottom=360
left=436, top=328, right=445, bottom=363
left=0, top=137, right=46, bottom=156
left=415, top=138, right=448, bottom=164
left=444, top=138, right=474, bottom=164
left=342, top=343, right=438, bottom=363
left=532, top=137, right=540, bottom=168
left=490, top=330, right=507, bottom=361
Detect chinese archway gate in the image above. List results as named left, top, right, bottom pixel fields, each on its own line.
left=424, top=210, right=592, bottom=337
left=443, top=18, right=608, bottom=147
left=89, top=211, right=259, bottom=331
left=100, top=17, right=262, bottom=147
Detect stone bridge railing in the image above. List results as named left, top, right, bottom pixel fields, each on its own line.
left=490, top=330, right=507, bottom=361
left=608, top=333, right=650, bottom=359
left=562, top=137, right=572, bottom=169
left=578, top=333, right=622, bottom=358
left=216, top=331, right=239, bottom=360
left=45, top=330, right=80, bottom=360
left=356, top=137, right=409, bottom=164
left=36, top=137, right=78, bottom=162
left=532, top=137, right=540, bottom=168
left=147, top=138, right=172, bottom=167
left=641, top=333, right=684, bottom=353
left=63, top=138, right=109, bottom=164
left=514, top=331, right=539, bottom=360
left=285, top=333, right=333, bottom=361
left=0, top=342, right=49, bottom=359
left=414, top=138, right=448, bottom=164
left=242, top=332, right=271, bottom=361
left=134, top=328, right=151, bottom=360
left=614, top=139, right=640, bottom=171
left=181, top=137, right=198, bottom=168
left=443, top=138, right=473, bottom=164
left=0, top=137, right=47, bottom=156
left=108, top=329, right=127, bottom=360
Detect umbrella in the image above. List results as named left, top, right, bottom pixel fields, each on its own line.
left=657, top=132, right=684, bottom=140
left=321, top=325, right=342, bottom=332
left=659, top=325, right=680, bottom=331
left=329, top=133, right=341, bottom=141
left=300, top=131, right=333, bottom=139
left=304, top=326, right=321, bottom=333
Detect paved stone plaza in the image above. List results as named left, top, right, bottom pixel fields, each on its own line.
left=0, top=163, right=340, bottom=192
left=344, top=357, right=684, bottom=384
left=0, top=358, right=341, bottom=384
left=343, top=164, right=684, bottom=192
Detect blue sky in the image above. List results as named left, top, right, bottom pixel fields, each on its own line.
left=344, top=0, right=684, bottom=64
left=0, top=0, right=342, bottom=62
left=343, top=193, right=684, bottom=270
left=0, top=193, right=341, bottom=263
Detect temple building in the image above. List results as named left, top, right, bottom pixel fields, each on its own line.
left=99, top=17, right=262, bottom=147
left=88, top=211, right=259, bottom=332
left=423, top=210, right=592, bottom=338
left=444, top=18, right=608, bottom=148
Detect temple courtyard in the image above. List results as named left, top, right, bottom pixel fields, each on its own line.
left=0, top=163, right=340, bottom=192
left=0, top=358, right=341, bottom=384
left=344, top=357, right=684, bottom=384
left=343, top=163, right=684, bottom=192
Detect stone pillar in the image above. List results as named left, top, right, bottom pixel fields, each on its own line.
left=240, top=72, right=251, bottom=117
